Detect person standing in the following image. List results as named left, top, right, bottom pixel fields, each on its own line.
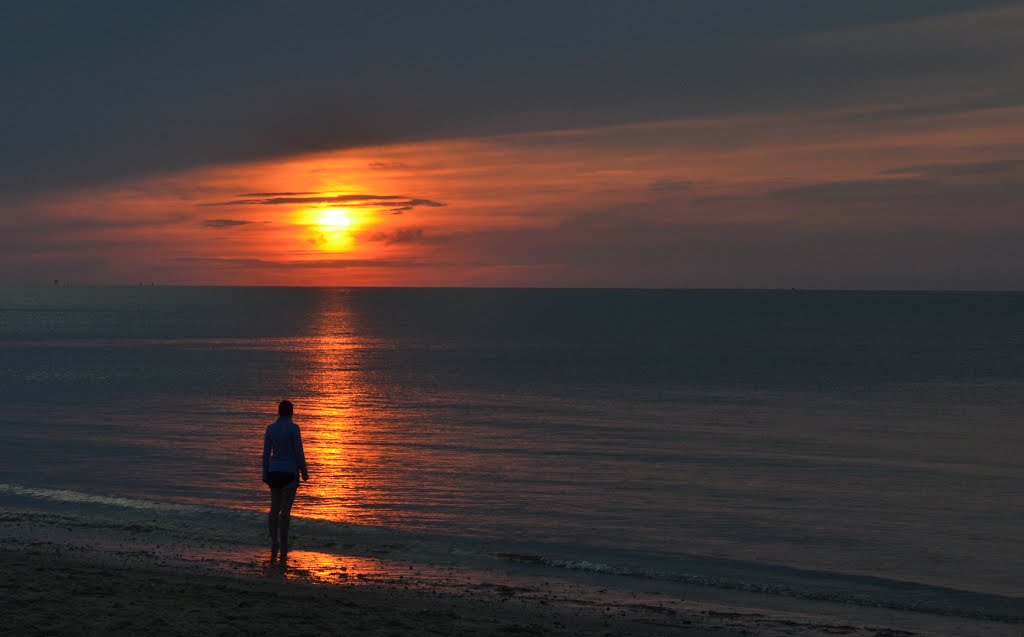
left=262, top=400, right=309, bottom=564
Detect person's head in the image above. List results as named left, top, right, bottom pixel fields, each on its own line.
left=278, top=400, right=294, bottom=418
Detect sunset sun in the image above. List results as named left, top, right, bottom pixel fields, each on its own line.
left=318, top=207, right=352, bottom=229
left=307, top=206, right=360, bottom=251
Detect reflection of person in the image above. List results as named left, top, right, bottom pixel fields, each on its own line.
left=262, top=400, right=309, bottom=564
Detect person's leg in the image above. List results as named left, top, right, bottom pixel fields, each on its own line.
left=278, top=484, right=298, bottom=563
left=269, top=488, right=282, bottom=561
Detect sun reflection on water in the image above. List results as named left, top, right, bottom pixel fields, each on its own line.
left=288, top=291, right=385, bottom=526
left=277, top=550, right=396, bottom=585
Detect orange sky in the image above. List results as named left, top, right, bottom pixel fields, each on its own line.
left=2, top=4, right=1023, bottom=288
left=10, top=99, right=1022, bottom=288
left=2, top=4, right=1024, bottom=288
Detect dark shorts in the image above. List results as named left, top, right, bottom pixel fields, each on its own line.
left=266, top=472, right=299, bottom=489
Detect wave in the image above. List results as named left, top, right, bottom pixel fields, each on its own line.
left=0, top=484, right=207, bottom=513
left=494, top=552, right=1024, bottom=624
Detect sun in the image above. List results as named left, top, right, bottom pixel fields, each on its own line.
left=318, top=208, right=352, bottom=229
left=306, top=207, right=359, bottom=251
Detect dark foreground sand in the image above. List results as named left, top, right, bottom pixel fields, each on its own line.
left=3, top=549, right=757, bottom=637
left=2, top=509, right=1016, bottom=637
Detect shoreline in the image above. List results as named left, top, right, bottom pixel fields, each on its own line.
left=4, top=507, right=1021, bottom=636
left=3, top=547, right=745, bottom=637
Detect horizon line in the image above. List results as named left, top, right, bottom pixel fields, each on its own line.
left=8, top=283, right=1024, bottom=294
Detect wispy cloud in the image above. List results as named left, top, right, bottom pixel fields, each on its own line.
left=648, top=177, right=697, bottom=193
left=200, top=219, right=263, bottom=228
left=208, top=192, right=445, bottom=215
left=368, top=161, right=407, bottom=170
left=881, top=159, right=1024, bottom=178
left=366, top=228, right=425, bottom=244
left=236, top=191, right=318, bottom=197
left=169, top=256, right=432, bottom=270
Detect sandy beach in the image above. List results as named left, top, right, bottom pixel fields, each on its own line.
left=3, top=506, right=1019, bottom=637
left=1, top=507, right=749, bottom=636
left=3, top=548, right=756, bottom=637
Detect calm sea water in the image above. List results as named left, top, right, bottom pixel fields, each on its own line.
left=1, top=287, right=1022, bottom=620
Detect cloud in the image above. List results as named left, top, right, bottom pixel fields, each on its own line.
left=421, top=207, right=1024, bottom=289
left=169, top=256, right=432, bottom=270
left=1, top=211, right=192, bottom=235
left=235, top=191, right=318, bottom=197
left=200, top=219, right=262, bottom=228
left=387, top=199, right=446, bottom=215
left=827, top=90, right=1024, bottom=126
left=368, top=161, right=407, bottom=170
left=768, top=178, right=934, bottom=204
left=648, top=177, right=697, bottom=193
left=210, top=194, right=397, bottom=206
left=767, top=176, right=1024, bottom=210
left=208, top=192, right=446, bottom=213
left=367, top=228, right=425, bottom=244
left=880, top=159, right=1024, bottom=178
left=405, top=199, right=444, bottom=207
left=3, top=3, right=1017, bottom=198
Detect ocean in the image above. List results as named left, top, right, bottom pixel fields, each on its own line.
left=1, top=287, right=1022, bottom=626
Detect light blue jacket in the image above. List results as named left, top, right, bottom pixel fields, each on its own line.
left=262, top=417, right=309, bottom=480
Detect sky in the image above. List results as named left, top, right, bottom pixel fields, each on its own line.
left=2, top=1, right=1022, bottom=288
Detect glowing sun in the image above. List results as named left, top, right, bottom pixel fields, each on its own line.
left=307, top=207, right=359, bottom=251
left=319, top=208, right=352, bottom=229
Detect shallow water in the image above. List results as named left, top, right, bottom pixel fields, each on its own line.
left=1, top=286, right=1022, bottom=620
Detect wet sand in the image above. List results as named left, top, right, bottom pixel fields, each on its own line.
left=2, top=508, right=1017, bottom=637
left=2, top=548, right=748, bottom=637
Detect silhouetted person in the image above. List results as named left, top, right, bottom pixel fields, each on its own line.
left=262, top=400, right=309, bottom=565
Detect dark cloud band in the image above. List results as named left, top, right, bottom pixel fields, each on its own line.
left=208, top=192, right=445, bottom=214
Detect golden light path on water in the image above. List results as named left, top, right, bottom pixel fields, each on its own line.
left=273, top=550, right=395, bottom=585
left=283, top=291, right=403, bottom=530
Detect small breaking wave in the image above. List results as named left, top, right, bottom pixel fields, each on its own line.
left=0, top=484, right=207, bottom=513
left=495, top=552, right=1024, bottom=624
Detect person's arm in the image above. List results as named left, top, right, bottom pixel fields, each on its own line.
left=262, top=427, right=271, bottom=483
left=293, top=426, right=309, bottom=481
